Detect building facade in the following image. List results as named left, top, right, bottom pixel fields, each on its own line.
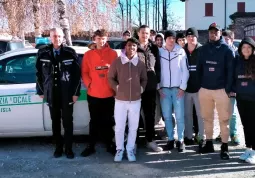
left=185, top=0, right=255, bottom=30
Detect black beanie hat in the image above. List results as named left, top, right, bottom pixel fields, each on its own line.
left=186, top=27, right=199, bottom=38
left=164, top=30, right=176, bottom=41
left=238, top=37, right=255, bottom=55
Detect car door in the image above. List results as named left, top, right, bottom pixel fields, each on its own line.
left=0, top=54, right=44, bottom=133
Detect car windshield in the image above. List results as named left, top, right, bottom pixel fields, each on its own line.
left=7, top=42, right=25, bottom=51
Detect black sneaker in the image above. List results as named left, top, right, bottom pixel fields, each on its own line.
left=184, top=138, right=195, bottom=145
left=176, top=141, right=185, bottom=152
left=106, top=143, right=116, bottom=156
left=215, top=134, right=221, bottom=142
left=220, top=143, right=230, bottom=160
left=198, top=139, right=206, bottom=154
left=201, top=141, right=215, bottom=154
left=81, top=145, right=96, bottom=157
left=166, top=140, right=175, bottom=150
left=65, top=149, right=74, bottom=159
left=53, top=147, right=63, bottom=158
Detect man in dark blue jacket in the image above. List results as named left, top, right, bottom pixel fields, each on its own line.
left=197, top=23, right=235, bottom=160
left=36, top=28, right=81, bottom=159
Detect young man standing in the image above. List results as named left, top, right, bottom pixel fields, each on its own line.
left=108, top=37, right=147, bottom=162
left=176, top=33, right=187, bottom=48
left=155, top=33, right=164, bottom=48
left=137, top=25, right=162, bottom=152
left=215, top=30, right=240, bottom=145
left=197, top=23, right=235, bottom=160
left=81, top=29, right=118, bottom=157
left=36, top=28, right=81, bottom=159
left=183, top=27, right=205, bottom=146
left=159, top=30, right=189, bottom=152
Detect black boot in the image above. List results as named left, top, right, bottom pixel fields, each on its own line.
left=81, top=144, right=96, bottom=157
left=166, top=140, right=175, bottom=150
left=198, top=139, right=206, bottom=154
left=201, top=140, right=215, bottom=154
left=220, top=143, right=230, bottom=160
left=53, top=145, right=63, bottom=158
left=176, top=141, right=185, bottom=152
left=65, top=148, right=74, bottom=159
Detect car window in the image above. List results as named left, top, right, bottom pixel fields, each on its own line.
left=1, top=54, right=37, bottom=84
left=233, top=41, right=240, bottom=48
left=7, top=41, right=25, bottom=51
left=0, top=41, right=7, bottom=54
left=107, top=41, right=123, bottom=49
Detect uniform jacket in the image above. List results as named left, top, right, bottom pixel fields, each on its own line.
left=36, top=44, right=81, bottom=106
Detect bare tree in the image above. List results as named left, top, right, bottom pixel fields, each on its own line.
left=57, top=0, right=72, bottom=45
left=32, top=0, right=41, bottom=37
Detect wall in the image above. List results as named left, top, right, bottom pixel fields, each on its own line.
left=185, top=0, right=255, bottom=30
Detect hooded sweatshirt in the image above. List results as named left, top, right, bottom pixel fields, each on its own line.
left=184, top=43, right=202, bottom=93
left=197, top=36, right=235, bottom=93
left=233, top=37, right=255, bottom=101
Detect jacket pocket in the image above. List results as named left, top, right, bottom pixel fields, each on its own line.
left=41, top=59, right=51, bottom=75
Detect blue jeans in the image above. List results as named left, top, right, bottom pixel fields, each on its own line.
left=230, top=98, right=237, bottom=136
left=160, top=88, right=185, bottom=141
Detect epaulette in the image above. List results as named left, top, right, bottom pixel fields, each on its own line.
left=62, top=46, right=76, bottom=54
left=37, top=45, right=51, bottom=57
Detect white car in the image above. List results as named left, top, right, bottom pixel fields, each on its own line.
left=0, top=46, right=93, bottom=137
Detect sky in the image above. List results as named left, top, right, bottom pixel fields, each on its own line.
left=169, top=0, right=185, bottom=29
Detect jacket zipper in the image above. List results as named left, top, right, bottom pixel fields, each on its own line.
left=129, top=62, right=131, bottom=103
left=169, top=51, right=171, bottom=88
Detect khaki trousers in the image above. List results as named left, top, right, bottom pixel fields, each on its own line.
left=198, top=88, right=231, bottom=143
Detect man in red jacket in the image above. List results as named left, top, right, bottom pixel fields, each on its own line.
left=81, top=29, right=118, bottom=157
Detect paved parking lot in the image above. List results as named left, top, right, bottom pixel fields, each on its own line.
left=0, top=113, right=254, bottom=178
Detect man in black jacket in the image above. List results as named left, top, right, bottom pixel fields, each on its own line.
left=197, top=23, right=235, bottom=160
left=36, top=28, right=81, bottom=159
left=183, top=27, right=204, bottom=146
left=137, top=25, right=162, bottom=152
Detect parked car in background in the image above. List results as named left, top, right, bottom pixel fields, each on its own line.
left=0, top=39, right=25, bottom=54
left=72, top=38, right=124, bottom=49
left=24, top=40, right=34, bottom=48
left=107, top=37, right=124, bottom=49
left=233, top=39, right=241, bottom=48
left=72, top=40, right=91, bottom=47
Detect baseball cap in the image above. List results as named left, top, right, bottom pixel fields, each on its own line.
left=208, top=23, right=221, bottom=31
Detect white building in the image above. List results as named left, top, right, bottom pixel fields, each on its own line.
left=185, top=0, right=255, bottom=30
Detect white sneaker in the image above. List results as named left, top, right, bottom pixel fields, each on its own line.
left=114, top=150, right=124, bottom=162
left=127, top=150, right=136, bottom=162
left=147, top=141, right=163, bottom=152
left=245, top=150, right=255, bottom=164
left=239, top=149, right=252, bottom=161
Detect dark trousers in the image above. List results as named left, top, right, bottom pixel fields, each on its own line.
left=141, top=90, right=157, bottom=142
left=237, top=99, right=255, bottom=150
left=87, top=95, right=115, bottom=146
left=49, top=97, right=74, bottom=150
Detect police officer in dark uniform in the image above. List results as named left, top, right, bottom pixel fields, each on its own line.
left=36, top=28, right=81, bottom=159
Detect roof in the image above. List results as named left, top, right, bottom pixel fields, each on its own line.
left=0, top=46, right=89, bottom=60
left=230, top=12, right=255, bottom=20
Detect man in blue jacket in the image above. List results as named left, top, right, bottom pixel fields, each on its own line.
left=197, top=23, right=235, bottom=160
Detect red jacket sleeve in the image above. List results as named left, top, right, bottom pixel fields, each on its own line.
left=81, top=52, right=91, bottom=88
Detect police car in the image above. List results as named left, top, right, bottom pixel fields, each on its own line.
left=0, top=47, right=93, bottom=137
